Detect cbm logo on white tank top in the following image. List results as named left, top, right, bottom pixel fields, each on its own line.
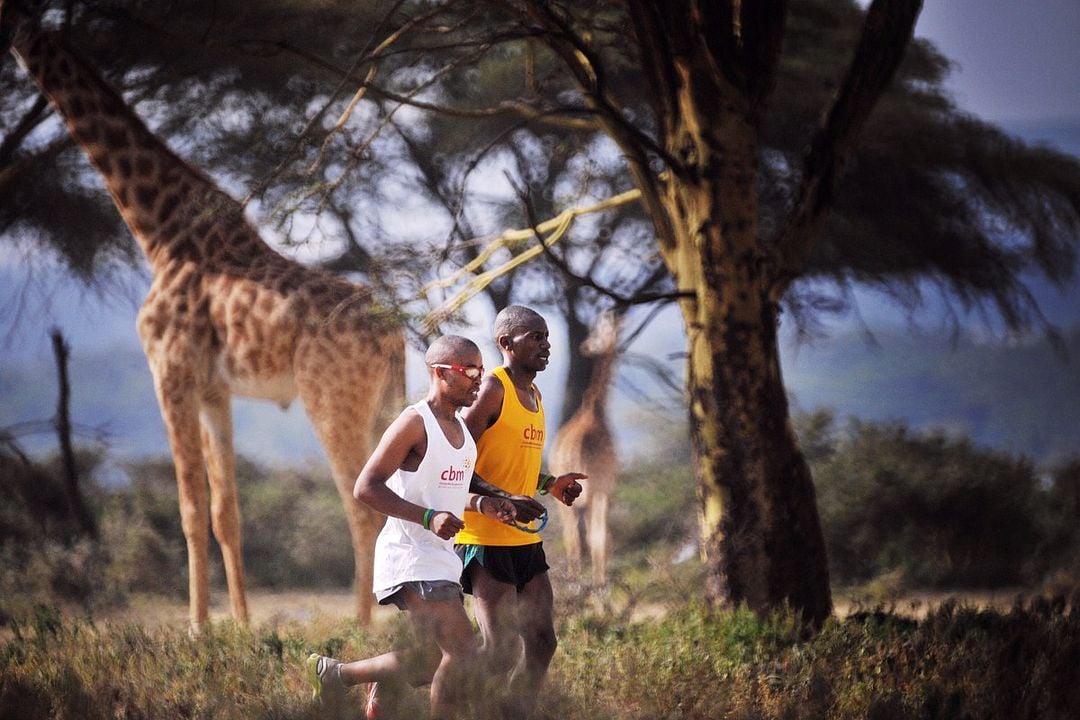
left=439, top=462, right=470, bottom=487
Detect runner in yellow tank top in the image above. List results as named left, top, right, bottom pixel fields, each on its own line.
left=455, top=365, right=546, bottom=546
left=458, top=305, right=586, bottom=718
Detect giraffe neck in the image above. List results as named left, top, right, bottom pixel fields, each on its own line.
left=9, top=22, right=259, bottom=270
left=578, top=349, right=615, bottom=416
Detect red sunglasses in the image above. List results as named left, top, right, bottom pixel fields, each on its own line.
left=430, top=363, right=484, bottom=380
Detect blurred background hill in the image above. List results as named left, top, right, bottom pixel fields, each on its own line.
left=3, top=313, right=1080, bottom=469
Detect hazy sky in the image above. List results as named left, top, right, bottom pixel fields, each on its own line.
left=906, top=0, right=1080, bottom=124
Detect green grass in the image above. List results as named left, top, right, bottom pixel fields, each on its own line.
left=3, top=597, right=1078, bottom=720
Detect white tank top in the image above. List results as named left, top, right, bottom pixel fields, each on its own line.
left=372, top=400, right=477, bottom=592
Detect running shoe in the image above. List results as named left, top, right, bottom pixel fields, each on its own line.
left=365, top=682, right=380, bottom=720
left=305, top=653, right=346, bottom=713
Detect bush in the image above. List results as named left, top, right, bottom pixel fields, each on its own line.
left=238, top=462, right=354, bottom=588
left=106, top=456, right=354, bottom=593
left=804, top=414, right=1050, bottom=589
left=1040, top=456, right=1080, bottom=593
left=101, top=459, right=189, bottom=598
left=2, top=450, right=356, bottom=618
left=0, top=447, right=112, bottom=619
left=611, top=458, right=697, bottom=561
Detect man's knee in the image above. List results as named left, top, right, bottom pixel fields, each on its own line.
left=524, top=622, right=557, bottom=660
left=441, top=629, right=479, bottom=661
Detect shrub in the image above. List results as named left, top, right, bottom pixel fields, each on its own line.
left=806, top=416, right=1049, bottom=589
left=105, top=456, right=355, bottom=593
left=0, top=447, right=111, bottom=619
left=237, top=462, right=353, bottom=588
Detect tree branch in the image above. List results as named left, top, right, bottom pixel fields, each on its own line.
left=624, top=0, right=678, bottom=134
left=0, top=93, right=50, bottom=165
left=515, top=180, right=689, bottom=308
left=268, top=36, right=600, bottom=130
left=0, top=135, right=73, bottom=200
left=737, top=0, right=788, bottom=114
left=519, top=0, right=676, bottom=167
left=770, top=0, right=922, bottom=302
left=51, top=327, right=97, bottom=539
left=510, top=1, right=678, bottom=256
left=420, top=182, right=681, bottom=330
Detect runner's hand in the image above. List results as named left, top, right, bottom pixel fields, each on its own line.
left=508, top=494, right=546, bottom=522
left=479, top=496, right=517, bottom=523
left=430, top=511, right=465, bottom=539
left=551, top=473, right=586, bottom=506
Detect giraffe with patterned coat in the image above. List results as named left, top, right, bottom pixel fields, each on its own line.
left=3, top=2, right=403, bottom=629
left=549, top=311, right=620, bottom=586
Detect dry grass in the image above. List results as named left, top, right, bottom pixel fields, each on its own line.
left=832, top=587, right=1034, bottom=620
left=92, top=590, right=392, bottom=628
left=5, top=590, right=1078, bottom=720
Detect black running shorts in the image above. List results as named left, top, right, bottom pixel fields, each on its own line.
left=455, top=543, right=550, bottom=594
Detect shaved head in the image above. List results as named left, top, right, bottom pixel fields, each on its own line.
left=425, top=335, right=480, bottom=366
left=492, top=305, right=544, bottom=343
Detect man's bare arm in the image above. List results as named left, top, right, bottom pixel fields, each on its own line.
left=469, top=472, right=511, bottom=497
left=353, top=409, right=464, bottom=538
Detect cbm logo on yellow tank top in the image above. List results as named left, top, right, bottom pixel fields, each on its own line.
left=522, top=423, right=544, bottom=450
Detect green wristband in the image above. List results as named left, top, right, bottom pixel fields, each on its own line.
left=538, top=473, right=556, bottom=495
left=422, top=508, right=435, bottom=530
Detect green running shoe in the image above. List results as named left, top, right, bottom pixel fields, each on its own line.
left=305, top=653, right=346, bottom=713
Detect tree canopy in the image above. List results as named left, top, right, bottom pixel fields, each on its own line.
left=5, top=0, right=1077, bottom=330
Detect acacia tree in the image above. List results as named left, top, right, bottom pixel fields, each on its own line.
left=400, top=0, right=1080, bottom=624
left=258, top=0, right=920, bottom=621
left=456, top=0, right=925, bottom=623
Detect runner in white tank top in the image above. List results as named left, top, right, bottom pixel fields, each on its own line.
left=373, top=399, right=477, bottom=593
left=304, top=336, right=516, bottom=720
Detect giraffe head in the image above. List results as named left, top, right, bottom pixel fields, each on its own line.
left=0, top=0, right=19, bottom=52
left=0, top=0, right=35, bottom=43
left=3, top=2, right=50, bottom=81
left=581, top=309, right=621, bottom=358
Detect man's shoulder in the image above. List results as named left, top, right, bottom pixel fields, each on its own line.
left=463, top=372, right=505, bottom=433
left=481, top=370, right=506, bottom=393
left=471, top=370, right=506, bottom=407
left=388, top=405, right=427, bottom=438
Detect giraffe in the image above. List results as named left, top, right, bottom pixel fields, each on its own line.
left=549, top=311, right=620, bottom=586
left=3, top=4, right=403, bottom=629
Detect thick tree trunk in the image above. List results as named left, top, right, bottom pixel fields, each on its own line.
left=682, top=276, right=831, bottom=625
left=664, top=114, right=832, bottom=626
left=531, top=0, right=916, bottom=628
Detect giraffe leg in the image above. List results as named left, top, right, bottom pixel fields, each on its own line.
left=148, top=364, right=212, bottom=629
left=340, top=463, right=383, bottom=624
left=560, top=502, right=583, bottom=579
left=199, top=383, right=248, bottom=624
left=298, top=369, right=386, bottom=625
left=588, top=492, right=610, bottom=586
left=315, top=428, right=383, bottom=624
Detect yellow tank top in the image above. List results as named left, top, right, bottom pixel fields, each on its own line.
left=456, top=366, right=545, bottom=546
